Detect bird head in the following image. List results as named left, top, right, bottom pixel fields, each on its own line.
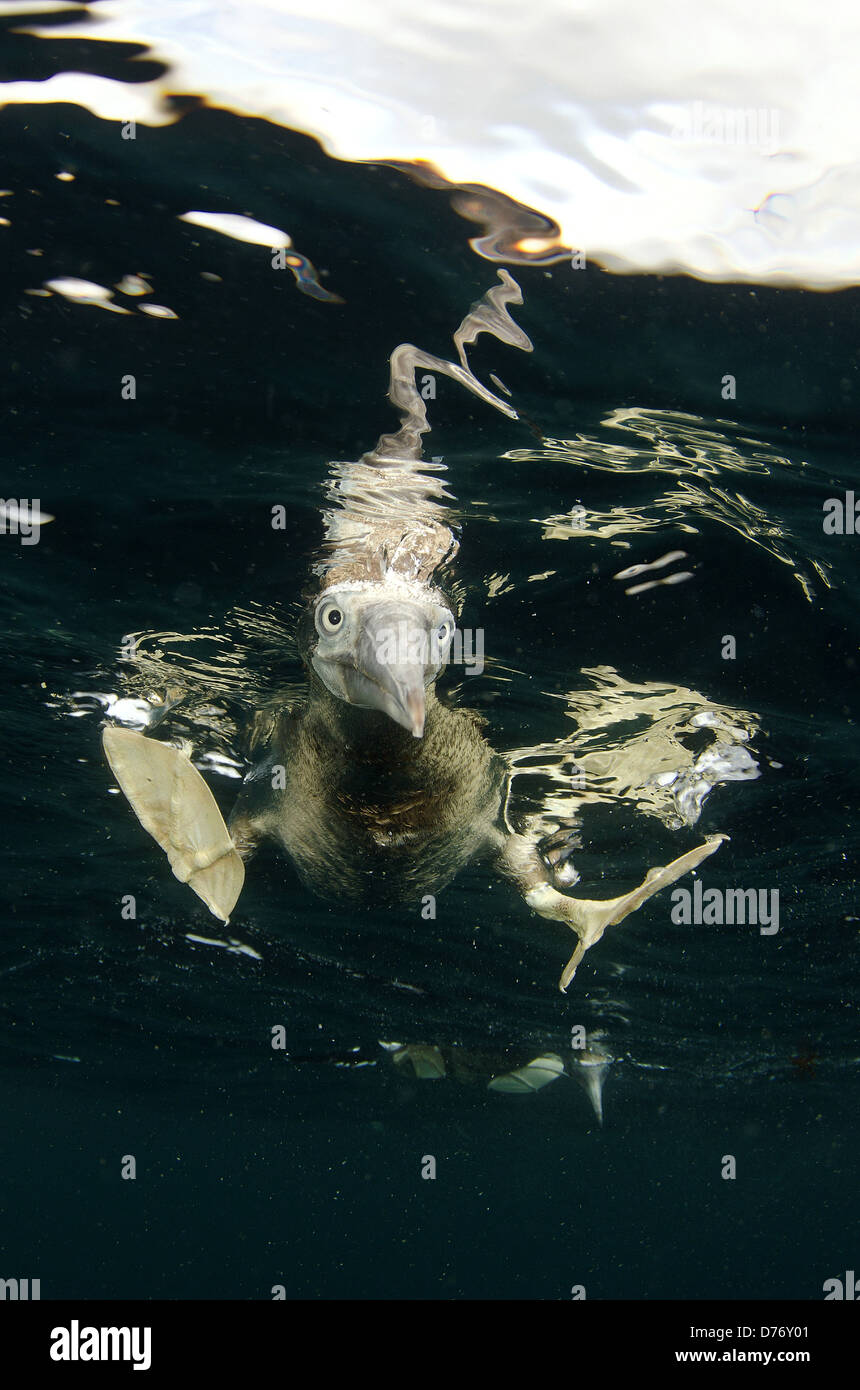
left=303, top=579, right=456, bottom=738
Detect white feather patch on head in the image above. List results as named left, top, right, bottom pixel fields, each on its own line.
left=316, top=577, right=450, bottom=609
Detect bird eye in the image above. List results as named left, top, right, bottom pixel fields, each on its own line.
left=317, top=603, right=343, bottom=634
left=436, top=618, right=453, bottom=644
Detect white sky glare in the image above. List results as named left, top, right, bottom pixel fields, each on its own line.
left=3, top=0, right=858, bottom=287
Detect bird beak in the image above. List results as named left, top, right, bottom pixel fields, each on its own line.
left=357, top=605, right=429, bottom=737
left=384, top=677, right=426, bottom=739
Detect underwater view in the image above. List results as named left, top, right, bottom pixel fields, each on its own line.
left=0, top=0, right=857, bottom=1337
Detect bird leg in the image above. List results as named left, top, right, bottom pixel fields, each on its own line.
left=497, top=831, right=728, bottom=991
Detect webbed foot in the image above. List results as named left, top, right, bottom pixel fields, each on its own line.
left=103, top=727, right=244, bottom=922
left=487, top=1054, right=565, bottom=1093
left=524, top=834, right=728, bottom=991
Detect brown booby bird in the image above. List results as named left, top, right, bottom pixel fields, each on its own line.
left=102, top=272, right=740, bottom=991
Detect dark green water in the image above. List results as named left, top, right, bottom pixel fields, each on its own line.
left=0, top=96, right=858, bottom=1300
